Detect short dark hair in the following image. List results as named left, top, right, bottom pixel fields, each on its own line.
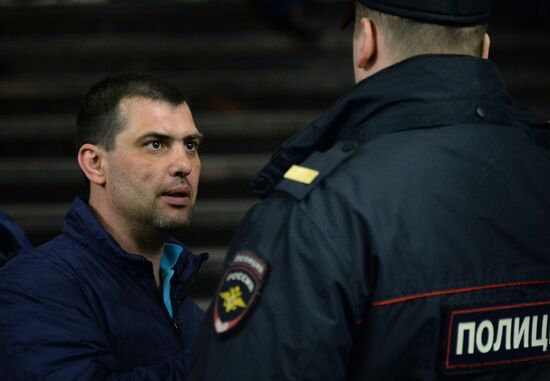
left=76, top=74, right=187, bottom=151
left=355, top=4, right=487, bottom=61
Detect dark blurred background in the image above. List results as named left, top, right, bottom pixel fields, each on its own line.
left=0, top=0, right=548, bottom=307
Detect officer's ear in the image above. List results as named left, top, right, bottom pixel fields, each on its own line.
left=481, top=33, right=491, bottom=59
left=355, top=17, right=377, bottom=71
left=78, top=143, right=107, bottom=186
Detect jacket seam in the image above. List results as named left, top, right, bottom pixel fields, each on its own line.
left=371, top=280, right=550, bottom=307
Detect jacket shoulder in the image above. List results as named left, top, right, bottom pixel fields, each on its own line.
left=274, top=141, right=359, bottom=201
left=0, top=235, right=86, bottom=292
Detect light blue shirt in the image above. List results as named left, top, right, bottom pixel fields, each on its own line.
left=160, top=243, right=184, bottom=318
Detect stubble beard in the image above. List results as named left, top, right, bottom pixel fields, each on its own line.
left=110, top=183, right=193, bottom=240
left=109, top=162, right=194, bottom=237
left=151, top=204, right=193, bottom=233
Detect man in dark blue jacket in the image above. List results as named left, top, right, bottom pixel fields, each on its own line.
left=0, top=74, right=207, bottom=380
left=190, top=1, right=550, bottom=380
left=0, top=210, right=31, bottom=267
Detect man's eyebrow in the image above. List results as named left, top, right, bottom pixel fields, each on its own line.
left=137, top=132, right=204, bottom=141
left=186, top=133, right=205, bottom=141
left=137, top=132, right=172, bottom=142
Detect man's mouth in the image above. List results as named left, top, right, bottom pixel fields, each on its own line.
left=161, top=186, right=191, bottom=207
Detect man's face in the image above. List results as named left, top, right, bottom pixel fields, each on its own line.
left=104, top=97, right=202, bottom=234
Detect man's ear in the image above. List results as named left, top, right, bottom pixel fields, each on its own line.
left=355, top=17, right=377, bottom=70
left=481, top=33, right=491, bottom=59
left=78, top=144, right=107, bottom=186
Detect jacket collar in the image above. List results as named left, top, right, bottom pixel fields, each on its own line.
left=62, top=197, right=207, bottom=283
left=251, top=54, right=541, bottom=197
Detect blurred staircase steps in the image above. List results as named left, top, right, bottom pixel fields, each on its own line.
left=0, top=0, right=548, bottom=307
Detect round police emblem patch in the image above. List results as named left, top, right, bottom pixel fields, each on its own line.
left=213, top=250, right=269, bottom=335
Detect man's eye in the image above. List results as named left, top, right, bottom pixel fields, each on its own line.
left=146, top=141, right=164, bottom=150
left=185, top=141, right=199, bottom=152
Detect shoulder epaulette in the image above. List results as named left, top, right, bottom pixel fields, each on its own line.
left=275, top=141, right=358, bottom=200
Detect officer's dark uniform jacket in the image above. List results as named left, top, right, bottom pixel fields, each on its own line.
left=0, top=197, right=207, bottom=380
left=191, top=55, right=550, bottom=380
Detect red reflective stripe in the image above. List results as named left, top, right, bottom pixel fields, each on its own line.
left=371, top=280, right=550, bottom=307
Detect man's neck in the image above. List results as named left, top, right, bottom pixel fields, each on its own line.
left=118, top=235, right=165, bottom=288
left=88, top=199, right=167, bottom=288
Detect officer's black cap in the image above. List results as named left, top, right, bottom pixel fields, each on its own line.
left=341, top=0, right=492, bottom=30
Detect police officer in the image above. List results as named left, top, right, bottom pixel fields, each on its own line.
left=191, top=1, right=550, bottom=379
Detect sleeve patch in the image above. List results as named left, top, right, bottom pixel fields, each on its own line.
left=213, top=250, right=269, bottom=335
left=444, top=300, right=550, bottom=374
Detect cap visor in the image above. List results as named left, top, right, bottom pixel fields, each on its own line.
left=341, top=1, right=355, bottom=31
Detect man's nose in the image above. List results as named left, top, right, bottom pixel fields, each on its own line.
left=169, top=144, right=193, bottom=177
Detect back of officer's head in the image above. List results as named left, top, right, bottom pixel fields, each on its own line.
left=349, top=0, right=491, bottom=66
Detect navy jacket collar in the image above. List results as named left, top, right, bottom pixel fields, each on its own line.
left=62, top=197, right=207, bottom=282
left=251, top=55, right=541, bottom=197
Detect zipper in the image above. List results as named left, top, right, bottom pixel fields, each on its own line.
left=168, top=253, right=208, bottom=349
left=171, top=318, right=184, bottom=349
left=173, top=252, right=208, bottom=304
left=149, top=262, right=185, bottom=350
